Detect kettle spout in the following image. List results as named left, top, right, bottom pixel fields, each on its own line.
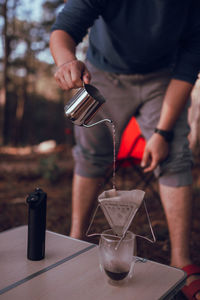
left=83, top=119, right=113, bottom=128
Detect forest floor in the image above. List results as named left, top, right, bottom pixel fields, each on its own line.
left=0, top=143, right=200, bottom=299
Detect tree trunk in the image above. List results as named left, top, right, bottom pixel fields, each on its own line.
left=2, top=0, right=10, bottom=145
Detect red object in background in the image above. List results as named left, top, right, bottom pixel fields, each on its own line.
left=65, top=128, right=72, bottom=135
left=117, top=117, right=146, bottom=166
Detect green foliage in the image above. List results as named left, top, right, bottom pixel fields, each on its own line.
left=38, top=154, right=61, bottom=183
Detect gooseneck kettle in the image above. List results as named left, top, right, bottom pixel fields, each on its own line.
left=64, top=83, right=111, bottom=127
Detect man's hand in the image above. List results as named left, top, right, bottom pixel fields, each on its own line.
left=54, top=60, right=91, bottom=90
left=140, top=133, right=169, bottom=172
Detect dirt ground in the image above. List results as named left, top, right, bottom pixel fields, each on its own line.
left=0, top=143, right=200, bottom=298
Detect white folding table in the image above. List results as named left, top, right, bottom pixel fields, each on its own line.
left=0, top=226, right=186, bottom=300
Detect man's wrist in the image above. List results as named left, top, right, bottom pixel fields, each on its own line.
left=56, top=59, right=77, bottom=69
left=154, top=128, right=174, bottom=142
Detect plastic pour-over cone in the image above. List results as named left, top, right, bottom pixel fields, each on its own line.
left=98, top=189, right=145, bottom=236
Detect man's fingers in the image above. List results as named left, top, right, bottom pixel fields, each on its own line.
left=54, top=67, right=71, bottom=90
left=82, top=66, right=91, bottom=84
left=54, top=60, right=90, bottom=90
left=141, top=148, right=150, bottom=168
left=70, top=64, right=84, bottom=87
left=142, top=158, right=158, bottom=173
left=142, top=151, right=160, bottom=172
left=55, top=73, right=69, bottom=90
left=141, top=147, right=159, bottom=172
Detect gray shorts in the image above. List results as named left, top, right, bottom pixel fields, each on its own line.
left=72, top=61, right=193, bottom=187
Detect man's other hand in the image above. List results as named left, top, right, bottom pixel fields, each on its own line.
left=140, top=133, right=169, bottom=172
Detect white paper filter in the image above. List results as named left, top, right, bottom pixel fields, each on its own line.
left=98, top=189, right=145, bottom=236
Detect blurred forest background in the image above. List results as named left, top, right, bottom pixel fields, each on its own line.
left=0, top=0, right=86, bottom=146
left=0, top=0, right=200, bottom=278
left=0, top=0, right=86, bottom=233
left=0, top=0, right=89, bottom=236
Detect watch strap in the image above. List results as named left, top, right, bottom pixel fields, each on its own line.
left=154, top=128, right=174, bottom=142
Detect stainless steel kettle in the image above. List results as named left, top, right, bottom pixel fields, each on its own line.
left=64, top=84, right=111, bottom=127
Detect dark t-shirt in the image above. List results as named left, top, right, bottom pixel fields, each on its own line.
left=51, top=0, right=200, bottom=84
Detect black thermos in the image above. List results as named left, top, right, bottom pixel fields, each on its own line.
left=26, top=188, right=47, bottom=260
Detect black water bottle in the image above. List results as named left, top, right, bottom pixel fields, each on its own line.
left=26, top=188, right=47, bottom=260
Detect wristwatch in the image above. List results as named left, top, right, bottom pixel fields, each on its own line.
left=154, top=128, right=174, bottom=142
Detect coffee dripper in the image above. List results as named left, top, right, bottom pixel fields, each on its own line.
left=86, top=189, right=156, bottom=248
left=64, top=83, right=111, bottom=127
